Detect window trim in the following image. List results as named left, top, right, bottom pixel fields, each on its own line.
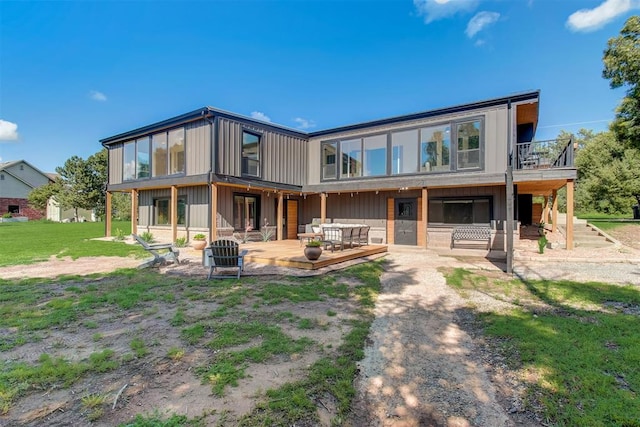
left=241, top=129, right=262, bottom=178
left=153, top=196, right=187, bottom=226
left=427, top=196, right=493, bottom=225
left=320, top=116, right=485, bottom=182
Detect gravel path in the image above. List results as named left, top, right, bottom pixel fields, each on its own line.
left=352, top=250, right=513, bottom=427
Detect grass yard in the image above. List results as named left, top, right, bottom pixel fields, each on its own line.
left=445, top=268, right=640, bottom=426
left=0, top=262, right=383, bottom=426
left=0, top=220, right=146, bottom=266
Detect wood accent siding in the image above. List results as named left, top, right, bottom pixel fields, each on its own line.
left=216, top=117, right=307, bottom=186
left=417, top=196, right=424, bottom=247
left=286, top=200, right=298, bottom=239
left=185, top=120, right=211, bottom=176
left=387, top=198, right=394, bottom=244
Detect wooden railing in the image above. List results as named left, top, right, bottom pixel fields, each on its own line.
left=514, top=138, right=574, bottom=170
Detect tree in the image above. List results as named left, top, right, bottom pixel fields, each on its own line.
left=603, top=15, right=640, bottom=148
left=27, top=182, right=58, bottom=211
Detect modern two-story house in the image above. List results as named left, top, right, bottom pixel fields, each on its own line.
left=100, top=90, right=577, bottom=250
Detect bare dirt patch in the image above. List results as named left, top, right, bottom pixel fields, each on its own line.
left=605, top=224, right=640, bottom=250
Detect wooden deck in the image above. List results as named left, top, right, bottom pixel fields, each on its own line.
left=240, top=240, right=388, bottom=270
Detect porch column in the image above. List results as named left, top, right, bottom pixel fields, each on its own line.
left=566, top=180, right=574, bottom=250
left=131, top=189, right=138, bottom=236
left=277, top=192, right=284, bottom=240
left=543, top=196, right=550, bottom=225
left=551, top=189, right=558, bottom=233
left=421, top=187, right=428, bottom=248
left=320, top=193, right=327, bottom=224
left=171, top=185, right=178, bottom=242
left=210, top=183, right=218, bottom=241
left=105, top=191, right=112, bottom=237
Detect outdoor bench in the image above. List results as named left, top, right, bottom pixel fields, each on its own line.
left=450, top=225, right=491, bottom=249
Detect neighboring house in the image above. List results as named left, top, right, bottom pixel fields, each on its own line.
left=100, top=90, right=578, bottom=249
left=0, top=160, right=53, bottom=220
left=46, top=197, right=96, bottom=222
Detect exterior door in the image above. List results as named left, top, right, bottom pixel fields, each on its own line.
left=394, top=198, right=417, bottom=245
left=286, top=199, right=299, bottom=240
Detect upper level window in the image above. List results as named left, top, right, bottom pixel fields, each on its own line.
left=242, top=131, right=260, bottom=176
left=152, top=132, right=168, bottom=177
left=363, top=135, right=387, bottom=177
left=456, top=120, right=481, bottom=169
left=123, top=141, right=136, bottom=181
left=341, top=139, right=362, bottom=178
left=392, top=129, right=419, bottom=175
left=168, top=128, right=185, bottom=174
left=421, top=125, right=450, bottom=172
left=136, top=137, right=150, bottom=179
left=321, top=142, right=337, bottom=180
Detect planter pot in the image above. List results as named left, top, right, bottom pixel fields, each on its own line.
left=304, top=246, right=322, bottom=261
left=191, top=240, right=207, bottom=251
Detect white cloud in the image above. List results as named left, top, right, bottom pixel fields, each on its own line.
left=89, top=90, right=107, bottom=101
left=413, top=0, right=478, bottom=23
left=250, top=111, right=271, bottom=122
left=567, top=0, right=639, bottom=32
left=294, top=117, right=316, bottom=130
left=466, top=11, right=500, bottom=38
left=0, top=119, right=19, bottom=141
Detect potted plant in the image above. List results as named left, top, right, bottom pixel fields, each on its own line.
left=191, top=233, right=207, bottom=250
left=304, top=239, right=323, bottom=261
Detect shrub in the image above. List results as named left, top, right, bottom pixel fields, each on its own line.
left=2, top=213, right=12, bottom=219
left=174, top=237, right=188, bottom=247
left=538, top=235, right=548, bottom=254
left=306, top=240, right=323, bottom=247
left=139, top=231, right=154, bottom=243
left=113, top=228, right=127, bottom=241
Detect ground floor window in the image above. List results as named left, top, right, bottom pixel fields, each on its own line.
left=154, top=197, right=186, bottom=225
left=428, top=197, right=491, bottom=224
left=233, top=194, right=259, bottom=231
left=8, top=205, right=19, bottom=214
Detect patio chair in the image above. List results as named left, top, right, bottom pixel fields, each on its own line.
left=322, top=227, right=344, bottom=252
left=356, top=226, right=370, bottom=246
left=204, top=239, right=248, bottom=279
left=133, top=234, right=180, bottom=266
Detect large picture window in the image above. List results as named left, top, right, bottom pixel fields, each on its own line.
left=242, top=131, right=260, bottom=176
left=168, top=128, right=185, bottom=174
left=154, top=197, right=186, bottom=225
left=428, top=197, right=491, bottom=224
left=136, top=137, right=150, bottom=179
left=363, top=135, right=387, bottom=177
left=233, top=194, right=259, bottom=231
left=391, top=129, right=419, bottom=175
left=420, top=125, right=450, bottom=172
left=457, top=120, right=481, bottom=169
left=152, top=132, right=168, bottom=177
left=123, top=141, right=136, bottom=181
left=341, top=139, right=362, bottom=178
left=321, top=142, right=337, bottom=180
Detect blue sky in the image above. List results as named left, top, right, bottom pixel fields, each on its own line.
left=0, top=0, right=637, bottom=173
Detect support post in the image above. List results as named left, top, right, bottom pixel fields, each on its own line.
left=277, top=192, right=284, bottom=240
left=421, top=187, right=428, bottom=248
left=210, top=183, right=218, bottom=241
left=552, top=189, right=558, bottom=233
left=542, top=196, right=550, bottom=225
left=566, top=180, right=574, bottom=250
left=171, top=185, right=178, bottom=242
left=131, top=189, right=138, bottom=236
left=320, top=193, right=327, bottom=224
left=105, top=191, right=112, bottom=237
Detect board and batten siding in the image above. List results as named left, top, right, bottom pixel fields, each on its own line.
left=185, top=120, right=211, bottom=176
left=108, top=143, right=124, bottom=185
left=216, top=117, right=307, bottom=186
left=137, top=186, right=210, bottom=228
left=307, top=104, right=509, bottom=187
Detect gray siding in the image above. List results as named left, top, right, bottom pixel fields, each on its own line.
left=108, top=143, right=123, bottom=185
left=307, top=104, right=509, bottom=187
left=0, top=162, right=50, bottom=198
left=138, top=186, right=210, bottom=228
left=186, top=120, right=211, bottom=176
left=215, top=186, right=279, bottom=230
left=216, top=118, right=307, bottom=186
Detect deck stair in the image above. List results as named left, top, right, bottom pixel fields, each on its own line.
left=556, top=214, right=617, bottom=248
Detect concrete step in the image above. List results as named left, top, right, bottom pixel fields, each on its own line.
left=575, top=241, right=615, bottom=248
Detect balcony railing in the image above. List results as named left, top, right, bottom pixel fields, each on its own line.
left=514, top=138, right=574, bottom=170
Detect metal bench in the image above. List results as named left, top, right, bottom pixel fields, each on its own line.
left=450, top=225, right=491, bottom=249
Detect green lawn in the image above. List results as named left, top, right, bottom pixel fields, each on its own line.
left=0, top=220, right=146, bottom=267
left=445, top=268, right=640, bottom=426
